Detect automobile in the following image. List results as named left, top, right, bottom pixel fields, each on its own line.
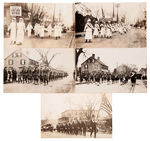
left=41, top=124, right=54, bottom=132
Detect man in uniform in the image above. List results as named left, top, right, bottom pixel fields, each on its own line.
left=90, top=115, right=97, bottom=138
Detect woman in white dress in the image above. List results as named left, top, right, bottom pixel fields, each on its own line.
left=8, top=18, right=17, bottom=44
left=106, top=23, right=112, bottom=38
left=93, top=21, right=100, bottom=38
left=26, top=22, right=33, bottom=37
left=40, top=23, right=45, bottom=38
left=100, top=24, right=106, bottom=38
left=54, top=23, right=59, bottom=40
left=16, top=18, right=25, bottom=45
left=47, top=23, right=52, bottom=38
left=84, top=19, right=93, bottom=43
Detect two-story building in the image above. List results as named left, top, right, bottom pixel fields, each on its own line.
left=4, top=50, right=39, bottom=70
left=81, top=54, right=109, bottom=74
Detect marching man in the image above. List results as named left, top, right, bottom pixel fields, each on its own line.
left=26, top=22, right=33, bottom=37
left=93, top=21, right=100, bottom=38
left=84, top=19, right=93, bottom=43
left=8, top=18, right=17, bottom=44
left=47, top=23, right=52, bottom=38
left=16, top=18, right=25, bottom=45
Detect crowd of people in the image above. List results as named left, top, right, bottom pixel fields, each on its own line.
left=4, top=66, right=68, bottom=86
left=56, top=119, right=97, bottom=138
left=84, top=19, right=131, bottom=42
left=7, top=17, right=64, bottom=45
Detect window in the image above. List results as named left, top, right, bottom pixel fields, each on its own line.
left=8, top=59, right=13, bottom=65
left=17, top=52, right=22, bottom=57
left=12, top=53, right=16, bottom=57
left=20, top=59, right=25, bottom=65
left=92, top=59, right=95, bottom=63
left=84, top=64, right=88, bottom=69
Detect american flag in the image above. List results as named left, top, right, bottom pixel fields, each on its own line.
left=100, top=94, right=112, bottom=117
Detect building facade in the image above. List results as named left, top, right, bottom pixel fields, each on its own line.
left=4, top=50, right=39, bottom=71
left=81, top=54, right=108, bottom=74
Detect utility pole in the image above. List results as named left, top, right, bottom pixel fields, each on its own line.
left=116, top=3, right=120, bottom=23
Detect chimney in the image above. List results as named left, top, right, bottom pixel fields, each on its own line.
left=97, top=57, right=100, bottom=61
left=92, top=54, right=95, bottom=58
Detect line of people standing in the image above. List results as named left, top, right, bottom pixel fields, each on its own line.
left=84, top=18, right=131, bottom=43
left=8, top=17, right=63, bottom=45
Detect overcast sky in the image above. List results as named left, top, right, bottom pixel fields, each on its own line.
left=83, top=2, right=146, bottom=24
left=41, top=93, right=112, bottom=120
left=28, top=3, right=73, bottom=27
left=77, top=48, right=147, bottom=72
left=4, top=48, right=74, bottom=74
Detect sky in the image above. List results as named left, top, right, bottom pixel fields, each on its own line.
left=41, top=93, right=112, bottom=120
left=28, top=3, right=73, bottom=27
left=77, top=48, right=147, bottom=72
left=83, top=2, right=146, bottom=24
left=4, top=48, right=74, bottom=74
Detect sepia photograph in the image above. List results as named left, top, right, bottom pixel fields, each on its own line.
left=41, top=93, right=112, bottom=138
left=3, top=48, right=75, bottom=93
left=74, top=48, right=147, bottom=93
left=75, top=2, right=146, bottom=48
left=4, top=3, right=74, bottom=48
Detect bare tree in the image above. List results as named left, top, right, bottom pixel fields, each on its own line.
left=35, top=49, right=58, bottom=67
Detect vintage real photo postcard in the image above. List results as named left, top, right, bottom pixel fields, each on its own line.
left=41, top=93, right=112, bottom=138
left=4, top=48, right=75, bottom=93
left=74, top=48, right=147, bottom=93
left=4, top=3, right=74, bottom=48
left=75, top=2, right=146, bottom=48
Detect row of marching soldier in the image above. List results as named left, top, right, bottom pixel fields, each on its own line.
left=56, top=118, right=97, bottom=138
left=4, top=66, right=68, bottom=86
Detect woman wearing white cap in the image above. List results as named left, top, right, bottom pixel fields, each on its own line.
left=93, top=21, right=100, bottom=38
left=106, top=23, right=112, bottom=38
left=84, top=19, right=94, bottom=43
left=26, top=22, right=33, bottom=37
left=40, top=23, right=45, bottom=39
left=16, top=18, right=25, bottom=45
left=47, top=23, right=52, bottom=38
left=8, top=18, right=17, bottom=44
left=54, top=23, right=59, bottom=40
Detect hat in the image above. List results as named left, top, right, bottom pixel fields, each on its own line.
left=95, top=21, right=98, bottom=23
left=87, top=19, right=91, bottom=22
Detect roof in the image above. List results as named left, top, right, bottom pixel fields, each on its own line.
left=4, top=50, right=39, bottom=64
left=81, top=56, right=108, bottom=67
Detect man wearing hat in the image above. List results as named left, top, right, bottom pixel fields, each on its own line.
left=8, top=18, right=17, bottom=44
left=84, top=19, right=94, bottom=43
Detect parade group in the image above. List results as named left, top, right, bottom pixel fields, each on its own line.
left=83, top=19, right=131, bottom=42
left=4, top=66, right=68, bottom=86
left=8, top=17, right=64, bottom=45
left=77, top=71, right=142, bottom=91
left=55, top=119, right=98, bottom=138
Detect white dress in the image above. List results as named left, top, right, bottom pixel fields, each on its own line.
left=54, top=25, right=59, bottom=37
left=40, top=25, right=45, bottom=37
left=58, top=25, right=62, bottom=37
left=93, top=24, right=100, bottom=36
left=26, top=24, right=33, bottom=37
left=16, top=22, right=25, bottom=44
left=84, top=23, right=93, bottom=40
left=8, top=22, right=16, bottom=43
left=100, top=27, right=106, bottom=37
left=47, top=24, right=52, bottom=36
